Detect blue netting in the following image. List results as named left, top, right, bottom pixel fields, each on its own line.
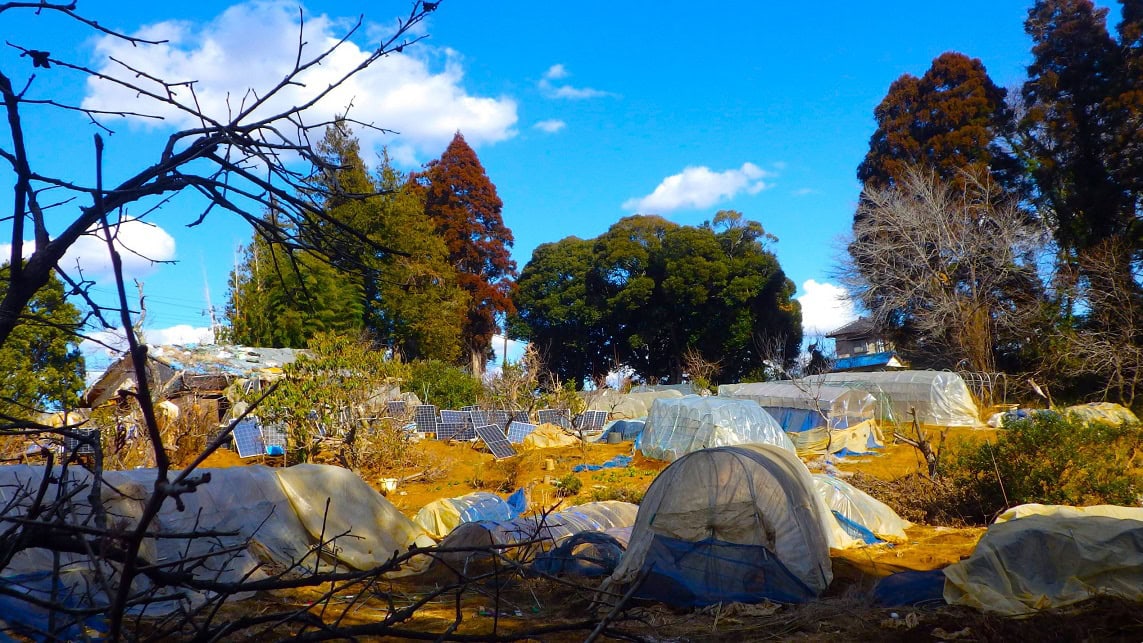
left=872, top=569, right=948, bottom=607
left=631, top=535, right=817, bottom=607
left=532, top=530, right=628, bottom=578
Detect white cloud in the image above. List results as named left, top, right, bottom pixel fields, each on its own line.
left=534, top=119, right=566, bottom=133
left=544, top=64, right=569, bottom=80
left=80, top=325, right=214, bottom=384
left=622, top=163, right=774, bottom=213
left=793, top=188, right=816, bottom=196
left=81, top=1, right=517, bottom=165
left=797, top=279, right=857, bottom=337
left=2, top=219, right=176, bottom=283
left=538, top=64, right=613, bottom=100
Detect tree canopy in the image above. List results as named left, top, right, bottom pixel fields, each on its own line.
left=413, top=132, right=517, bottom=367
left=0, top=266, right=84, bottom=419
left=514, top=212, right=801, bottom=387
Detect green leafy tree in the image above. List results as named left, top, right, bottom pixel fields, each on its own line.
left=413, top=132, right=517, bottom=367
left=516, top=213, right=801, bottom=387
left=513, top=236, right=608, bottom=386
left=311, top=123, right=467, bottom=361
left=0, top=266, right=84, bottom=418
left=224, top=212, right=365, bottom=348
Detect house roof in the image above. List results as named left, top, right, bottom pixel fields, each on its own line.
left=826, top=317, right=876, bottom=339
left=84, top=344, right=309, bottom=408
left=831, top=351, right=904, bottom=372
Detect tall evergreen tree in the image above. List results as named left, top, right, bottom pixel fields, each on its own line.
left=0, top=266, right=84, bottom=418
left=858, top=52, right=1018, bottom=194
left=1020, top=0, right=1128, bottom=253
left=310, top=124, right=467, bottom=361
left=413, top=132, right=517, bottom=367
left=225, top=212, right=364, bottom=348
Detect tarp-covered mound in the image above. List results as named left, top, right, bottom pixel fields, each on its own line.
left=812, top=474, right=910, bottom=543
left=640, top=395, right=794, bottom=462
left=433, top=501, right=639, bottom=572
left=603, top=444, right=857, bottom=607
left=532, top=527, right=632, bottom=578
left=0, top=463, right=435, bottom=623
left=718, top=381, right=879, bottom=431
left=801, top=370, right=980, bottom=428
left=413, top=491, right=521, bottom=540
left=1064, top=402, right=1140, bottom=426
left=583, top=388, right=684, bottom=420
left=522, top=423, right=580, bottom=449
left=943, top=504, right=1143, bottom=615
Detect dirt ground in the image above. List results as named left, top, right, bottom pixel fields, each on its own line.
left=185, top=426, right=1143, bottom=641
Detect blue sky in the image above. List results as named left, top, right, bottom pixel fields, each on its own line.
left=0, top=1, right=1123, bottom=375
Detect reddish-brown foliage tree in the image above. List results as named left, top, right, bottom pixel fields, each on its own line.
left=858, top=52, right=1018, bottom=194
left=414, top=132, right=517, bottom=366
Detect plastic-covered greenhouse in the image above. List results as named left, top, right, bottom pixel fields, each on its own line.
left=800, top=370, right=981, bottom=427
left=639, top=396, right=794, bottom=462
left=601, top=444, right=856, bottom=607
left=717, top=381, right=881, bottom=431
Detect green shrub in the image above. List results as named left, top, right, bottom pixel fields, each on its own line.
left=555, top=473, right=582, bottom=497
left=406, top=359, right=481, bottom=409
left=942, top=412, right=1142, bottom=521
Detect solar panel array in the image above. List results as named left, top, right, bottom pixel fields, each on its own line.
left=507, top=421, right=538, bottom=444
left=577, top=410, right=609, bottom=431
left=475, top=424, right=516, bottom=459
left=413, top=405, right=439, bottom=433
left=63, top=428, right=100, bottom=456
left=232, top=418, right=267, bottom=458
left=536, top=408, right=572, bottom=428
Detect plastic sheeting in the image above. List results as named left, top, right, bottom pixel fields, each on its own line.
left=812, top=474, right=910, bottom=542
left=413, top=492, right=520, bottom=540
left=583, top=389, right=684, bottom=420
left=1063, top=402, right=1140, bottom=426
left=0, top=463, right=434, bottom=627
left=944, top=505, right=1143, bottom=615
left=521, top=423, right=580, bottom=449
left=531, top=527, right=632, bottom=578
left=639, top=395, right=794, bottom=462
left=434, top=501, right=639, bottom=571
left=801, top=370, right=980, bottom=428
left=718, top=381, right=880, bottom=430
left=604, top=444, right=858, bottom=607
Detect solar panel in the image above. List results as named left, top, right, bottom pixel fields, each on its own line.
left=507, top=421, right=538, bottom=444
left=232, top=418, right=267, bottom=458
left=536, top=408, right=571, bottom=428
left=262, top=422, right=288, bottom=456
left=511, top=410, right=530, bottom=424
left=436, top=421, right=463, bottom=441
left=475, top=424, right=516, bottom=459
left=413, top=405, right=439, bottom=433
left=63, top=427, right=99, bottom=456
left=386, top=400, right=408, bottom=417
left=490, top=410, right=511, bottom=429
left=454, top=422, right=476, bottom=441
left=460, top=405, right=480, bottom=412
left=578, top=410, right=609, bottom=431
left=440, top=409, right=471, bottom=426
left=469, top=409, right=489, bottom=427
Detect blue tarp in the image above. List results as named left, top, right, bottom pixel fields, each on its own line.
left=506, top=487, right=528, bottom=516
left=602, top=419, right=646, bottom=441
left=631, top=535, right=818, bottom=606
left=872, top=569, right=947, bottom=607
left=573, top=455, right=633, bottom=472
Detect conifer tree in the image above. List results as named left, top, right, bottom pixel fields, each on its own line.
left=414, top=132, right=517, bottom=367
